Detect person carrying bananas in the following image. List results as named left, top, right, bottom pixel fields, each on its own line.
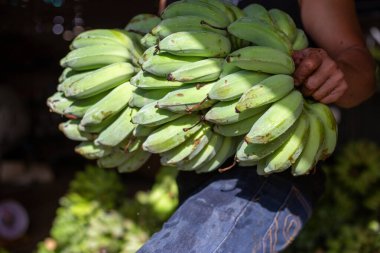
left=138, top=0, right=376, bottom=252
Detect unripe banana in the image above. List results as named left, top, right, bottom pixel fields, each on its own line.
left=125, top=14, right=161, bottom=34
left=117, top=149, right=151, bottom=173
left=268, top=9, right=297, bottom=42
left=177, top=132, right=224, bottom=171
left=158, top=31, right=231, bottom=57
left=59, top=119, right=96, bottom=141
left=70, top=36, right=124, bottom=50
left=60, top=45, right=136, bottom=71
left=205, top=99, right=269, bottom=125
left=58, top=68, right=80, bottom=82
left=80, top=82, right=135, bottom=127
left=225, top=2, right=245, bottom=20
left=142, top=114, right=202, bottom=153
left=167, top=58, right=224, bottom=83
left=64, top=63, right=136, bottom=99
left=126, top=137, right=144, bottom=153
left=47, top=92, right=74, bottom=115
left=97, top=148, right=131, bottom=168
left=130, top=70, right=185, bottom=90
left=64, top=91, right=108, bottom=119
left=218, top=60, right=241, bottom=78
left=156, top=82, right=216, bottom=113
left=138, top=46, right=157, bottom=66
left=236, top=74, right=294, bottom=112
left=185, top=0, right=231, bottom=21
left=292, top=111, right=325, bottom=176
left=195, top=136, right=238, bottom=173
left=94, top=107, right=138, bottom=147
left=142, top=52, right=203, bottom=77
left=79, top=111, right=121, bottom=133
left=160, top=0, right=230, bottom=28
left=213, top=110, right=264, bottom=137
left=236, top=121, right=297, bottom=162
left=226, top=46, right=295, bottom=74
left=131, top=101, right=184, bottom=127
left=237, top=160, right=257, bottom=167
left=151, top=16, right=227, bottom=39
left=133, top=124, right=157, bottom=137
left=292, top=29, right=309, bottom=51
left=305, top=100, right=337, bottom=160
left=128, top=88, right=173, bottom=108
left=209, top=70, right=270, bottom=101
left=74, top=141, right=112, bottom=160
left=228, top=17, right=292, bottom=54
left=243, top=4, right=273, bottom=24
left=245, top=90, right=303, bottom=144
left=57, top=69, right=95, bottom=92
left=160, top=124, right=212, bottom=166
left=140, top=33, right=159, bottom=49
left=258, top=113, right=309, bottom=174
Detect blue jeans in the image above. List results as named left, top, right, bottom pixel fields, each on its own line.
left=137, top=167, right=316, bottom=253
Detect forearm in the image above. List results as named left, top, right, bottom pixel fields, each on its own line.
left=333, top=46, right=376, bottom=108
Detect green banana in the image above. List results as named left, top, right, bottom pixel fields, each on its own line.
left=236, top=121, right=297, bottom=162
left=151, top=16, right=227, bottom=39
left=235, top=74, right=294, bottom=112
left=177, top=132, right=224, bottom=171
left=132, top=124, right=157, bottom=137
left=57, top=69, right=95, bottom=92
left=238, top=159, right=257, bottom=167
left=226, top=46, right=295, bottom=74
left=155, top=82, right=216, bottom=113
left=128, top=88, right=173, bottom=108
left=78, top=109, right=121, bottom=133
left=292, top=110, right=325, bottom=176
left=94, top=107, right=137, bottom=147
left=292, top=29, right=309, bottom=50
left=195, top=136, right=237, bottom=173
left=167, top=58, right=224, bottom=83
left=70, top=36, right=124, bottom=50
left=160, top=0, right=230, bottom=28
left=117, top=149, right=151, bottom=173
left=138, top=46, right=157, bottom=66
left=225, top=2, right=245, bottom=20
left=58, top=119, right=96, bottom=141
left=208, top=70, right=270, bottom=101
left=130, top=70, right=185, bottom=89
left=213, top=110, right=264, bottom=137
left=218, top=60, right=241, bottom=78
left=142, top=52, right=203, bottom=77
left=131, top=101, right=184, bottom=127
left=80, top=82, right=135, bottom=127
left=243, top=4, right=273, bottom=24
left=305, top=100, right=337, bottom=160
left=185, top=0, right=231, bottom=21
left=268, top=8, right=297, bottom=42
left=140, top=33, right=159, bottom=49
left=125, top=14, right=162, bottom=34
left=47, top=92, right=74, bottom=115
left=142, top=114, right=202, bottom=153
left=257, top=113, right=309, bottom=174
left=74, top=141, right=112, bottom=160
left=158, top=31, right=231, bottom=57
left=60, top=44, right=136, bottom=71
left=126, top=137, right=144, bottom=153
left=64, top=62, right=136, bottom=99
left=63, top=92, right=109, bottom=118
left=205, top=99, right=269, bottom=125
left=228, top=17, right=292, bottom=54
left=245, top=90, right=303, bottom=144
left=160, top=124, right=212, bottom=166
left=97, top=148, right=131, bottom=168
left=58, top=68, right=80, bottom=82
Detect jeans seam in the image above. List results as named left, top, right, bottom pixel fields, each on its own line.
left=211, top=179, right=268, bottom=253
left=253, top=186, right=293, bottom=253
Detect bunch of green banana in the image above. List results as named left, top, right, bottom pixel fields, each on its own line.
left=47, top=15, right=166, bottom=173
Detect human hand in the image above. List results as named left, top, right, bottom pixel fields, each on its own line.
left=292, top=48, right=348, bottom=104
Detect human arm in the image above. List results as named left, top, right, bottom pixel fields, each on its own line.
left=294, top=0, right=376, bottom=108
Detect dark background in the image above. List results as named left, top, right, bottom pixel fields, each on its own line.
left=0, top=0, right=379, bottom=252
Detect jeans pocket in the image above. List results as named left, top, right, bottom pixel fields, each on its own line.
left=257, top=186, right=312, bottom=253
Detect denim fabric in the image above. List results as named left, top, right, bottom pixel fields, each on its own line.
left=137, top=167, right=313, bottom=253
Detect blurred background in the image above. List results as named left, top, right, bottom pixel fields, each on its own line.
left=0, top=0, right=379, bottom=252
